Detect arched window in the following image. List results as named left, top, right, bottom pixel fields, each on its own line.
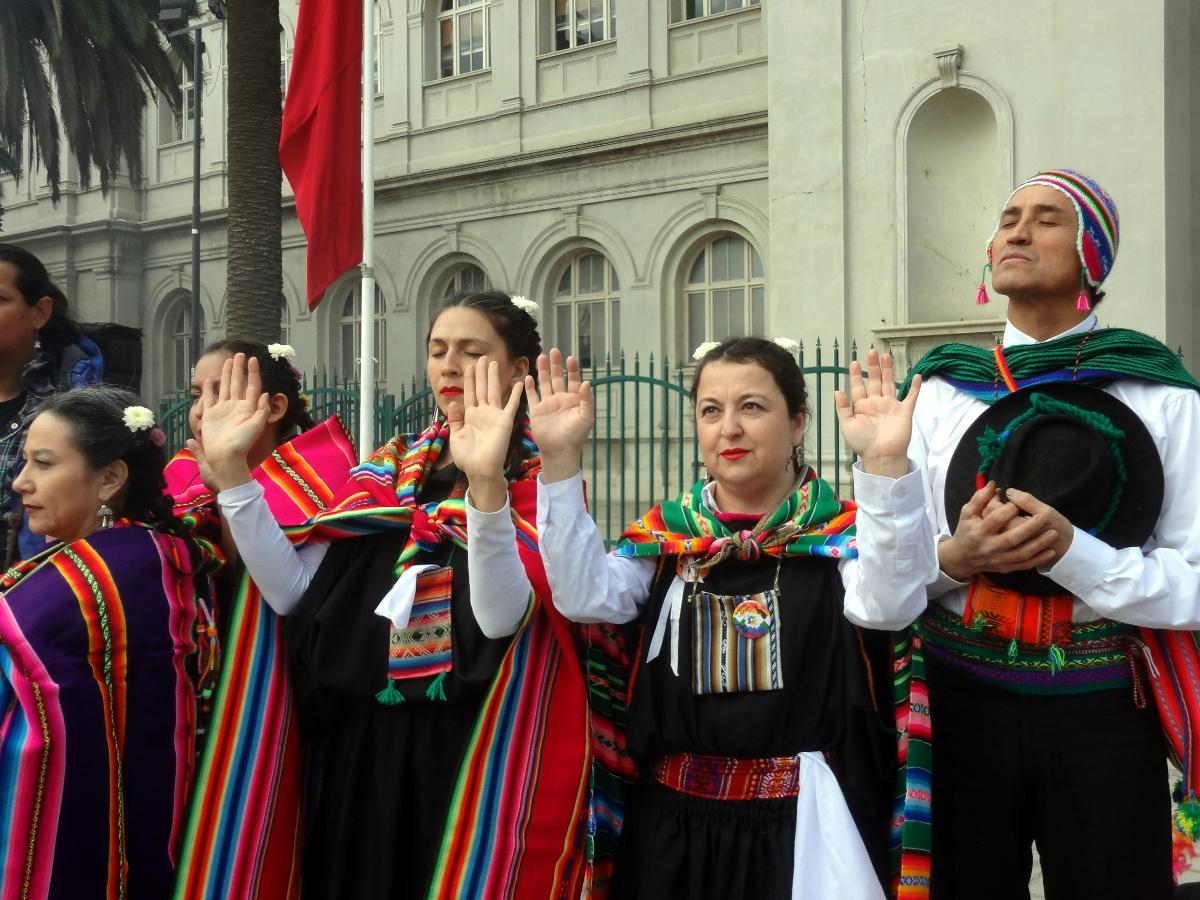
left=444, top=263, right=489, bottom=295
left=553, top=251, right=620, bottom=370
left=166, top=296, right=206, bottom=393
left=438, top=0, right=489, bottom=78
left=337, top=286, right=387, bottom=381
left=681, top=234, right=764, bottom=357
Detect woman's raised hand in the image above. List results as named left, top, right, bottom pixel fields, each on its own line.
left=447, top=356, right=525, bottom=511
left=193, top=353, right=271, bottom=489
left=834, top=349, right=921, bottom=479
left=526, top=349, right=594, bottom=483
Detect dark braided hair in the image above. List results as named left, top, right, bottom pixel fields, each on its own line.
left=200, top=339, right=316, bottom=439
left=427, top=290, right=542, bottom=478
left=691, top=337, right=811, bottom=472
left=37, top=385, right=191, bottom=542
left=0, top=243, right=80, bottom=352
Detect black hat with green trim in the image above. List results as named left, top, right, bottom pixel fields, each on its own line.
left=944, top=383, right=1163, bottom=596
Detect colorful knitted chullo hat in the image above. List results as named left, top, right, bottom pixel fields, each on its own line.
left=977, top=168, right=1120, bottom=311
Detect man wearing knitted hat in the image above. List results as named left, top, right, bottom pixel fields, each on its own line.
left=836, top=169, right=1200, bottom=899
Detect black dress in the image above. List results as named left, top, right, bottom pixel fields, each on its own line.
left=284, top=464, right=511, bottom=899
left=613, top=548, right=895, bottom=900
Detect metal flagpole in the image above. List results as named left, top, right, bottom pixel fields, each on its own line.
left=357, top=0, right=376, bottom=460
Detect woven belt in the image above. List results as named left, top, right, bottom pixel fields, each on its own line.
left=920, top=603, right=1145, bottom=700
left=652, top=752, right=800, bottom=801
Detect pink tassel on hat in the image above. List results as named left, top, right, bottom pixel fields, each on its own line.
left=1076, top=269, right=1091, bottom=311
left=976, top=264, right=991, bottom=306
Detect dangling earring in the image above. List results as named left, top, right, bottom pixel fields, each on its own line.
left=1076, top=269, right=1091, bottom=312
left=97, top=504, right=114, bottom=530
left=33, top=331, right=42, bottom=350
left=976, top=264, right=992, bottom=306
left=789, top=443, right=804, bottom=474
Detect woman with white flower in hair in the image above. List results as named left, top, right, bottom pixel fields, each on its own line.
left=195, top=292, right=596, bottom=900
left=0, top=385, right=219, bottom=898
left=162, top=338, right=357, bottom=900
left=466, top=336, right=929, bottom=898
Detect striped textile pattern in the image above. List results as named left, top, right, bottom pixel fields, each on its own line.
left=288, top=420, right=598, bottom=897
left=615, top=475, right=857, bottom=567
left=172, top=417, right=356, bottom=900
left=689, top=588, right=783, bottom=694
left=0, top=526, right=205, bottom=900
left=388, top=566, right=453, bottom=680
left=891, top=632, right=932, bottom=899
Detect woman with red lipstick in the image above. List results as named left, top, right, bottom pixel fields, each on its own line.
left=199, top=291, right=593, bottom=899
left=474, top=336, right=930, bottom=899
left=1, top=386, right=216, bottom=898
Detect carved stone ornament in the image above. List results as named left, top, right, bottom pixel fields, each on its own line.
left=934, top=45, right=964, bottom=89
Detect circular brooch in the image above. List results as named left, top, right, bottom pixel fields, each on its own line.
left=732, top=599, right=773, bottom=639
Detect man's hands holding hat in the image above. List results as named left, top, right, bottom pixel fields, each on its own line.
left=938, top=482, right=1070, bottom=583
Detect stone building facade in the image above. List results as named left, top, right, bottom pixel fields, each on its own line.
left=1, top=0, right=1197, bottom=408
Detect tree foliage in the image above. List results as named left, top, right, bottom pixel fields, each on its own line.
left=0, top=0, right=188, bottom=198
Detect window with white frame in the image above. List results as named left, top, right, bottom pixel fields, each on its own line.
left=167, top=297, right=206, bottom=394
left=552, top=0, right=615, bottom=51
left=437, top=0, right=488, bottom=78
left=338, top=286, right=388, bottom=381
left=279, top=294, right=291, bottom=347
left=681, top=234, right=764, bottom=358
left=280, top=34, right=292, bottom=104
left=158, top=60, right=198, bottom=145
left=674, top=0, right=759, bottom=22
left=554, top=252, right=620, bottom=371
left=373, top=4, right=384, bottom=96
left=442, top=263, right=490, bottom=296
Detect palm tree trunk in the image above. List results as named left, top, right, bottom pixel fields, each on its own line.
left=224, top=0, right=283, bottom=343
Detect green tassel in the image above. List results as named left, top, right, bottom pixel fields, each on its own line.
left=374, top=679, right=406, bottom=706
left=970, top=612, right=986, bottom=632
left=1047, top=644, right=1067, bottom=674
left=1007, top=639, right=1019, bottom=661
left=1176, top=793, right=1200, bottom=840
left=425, top=670, right=449, bottom=703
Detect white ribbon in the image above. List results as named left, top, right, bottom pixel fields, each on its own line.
left=374, top=563, right=440, bottom=629
left=645, top=565, right=694, bottom=676
left=792, top=752, right=886, bottom=899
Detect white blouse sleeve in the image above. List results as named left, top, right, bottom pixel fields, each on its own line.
left=840, top=462, right=937, bottom=629
left=536, top=472, right=655, bottom=624
left=216, top=480, right=330, bottom=616
left=464, top=489, right=534, bottom=639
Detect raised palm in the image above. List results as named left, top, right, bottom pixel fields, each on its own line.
left=526, top=350, right=595, bottom=461
left=834, top=349, right=921, bottom=462
left=447, top=357, right=525, bottom=480
left=195, top=353, right=270, bottom=468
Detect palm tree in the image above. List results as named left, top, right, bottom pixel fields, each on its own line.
left=0, top=0, right=186, bottom=207
left=223, top=0, right=283, bottom=343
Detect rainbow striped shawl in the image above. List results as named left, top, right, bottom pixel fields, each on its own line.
left=0, top=526, right=210, bottom=900
left=290, top=422, right=595, bottom=899
left=616, top=474, right=858, bottom=566
left=171, top=416, right=357, bottom=900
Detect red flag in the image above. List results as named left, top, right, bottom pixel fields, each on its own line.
left=279, top=0, right=363, bottom=310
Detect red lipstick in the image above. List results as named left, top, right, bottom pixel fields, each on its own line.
left=720, top=448, right=750, bottom=460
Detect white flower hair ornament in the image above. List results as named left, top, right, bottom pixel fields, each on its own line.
left=692, top=341, right=721, bottom=362
left=267, top=343, right=296, bottom=362
left=123, top=406, right=156, bottom=432
left=772, top=337, right=800, bottom=356
left=510, top=296, right=540, bottom=318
